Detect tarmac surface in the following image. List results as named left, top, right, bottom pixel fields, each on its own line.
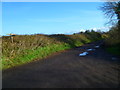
left=2, top=41, right=120, bottom=88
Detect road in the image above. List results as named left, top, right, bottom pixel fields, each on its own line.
left=2, top=41, right=120, bottom=88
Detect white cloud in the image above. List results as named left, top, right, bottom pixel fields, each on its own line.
left=92, top=28, right=98, bottom=31
left=63, top=29, right=80, bottom=34
left=80, top=29, right=86, bottom=32
left=91, top=26, right=112, bottom=32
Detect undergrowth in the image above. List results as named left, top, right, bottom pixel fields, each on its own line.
left=2, top=32, right=102, bottom=69
left=103, top=25, right=120, bottom=56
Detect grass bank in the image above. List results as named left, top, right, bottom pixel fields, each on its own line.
left=2, top=32, right=102, bottom=70
left=2, top=43, right=71, bottom=69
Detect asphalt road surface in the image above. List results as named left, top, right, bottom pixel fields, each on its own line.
left=2, top=41, right=120, bottom=88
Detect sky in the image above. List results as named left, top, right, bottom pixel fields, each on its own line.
left=2, top=0, right=108, bottom=2
left=2, top=2, right=111, bottom=35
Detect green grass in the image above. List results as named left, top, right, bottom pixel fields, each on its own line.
left=2, top=32, right=102, bottom=70
left=106, top=45, right=120, bottom=56
left=2, top=43, right=72, bottom=69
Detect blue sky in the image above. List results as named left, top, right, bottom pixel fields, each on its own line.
left=2, top=2, right=109, bottom=35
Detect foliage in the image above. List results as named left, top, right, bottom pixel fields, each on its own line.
left=103, top=25, right=120, bottom=55
left=104, top=25, right=120, bottom=46
left=2, top=32, right=102, bottom=69
left=106, top=45, right=120, bottom=56
left=100, top=1, right=120, bottom=56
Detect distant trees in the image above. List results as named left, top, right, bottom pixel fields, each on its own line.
left=100, top=1, right=120, bottom=26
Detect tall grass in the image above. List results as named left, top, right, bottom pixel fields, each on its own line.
left=2, top=32, right=102, bottom=69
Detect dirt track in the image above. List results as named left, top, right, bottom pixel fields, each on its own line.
left=2, top=41, right=120, bottom=88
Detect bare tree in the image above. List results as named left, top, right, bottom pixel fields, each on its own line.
left=100, top=1, right=120, bottom=26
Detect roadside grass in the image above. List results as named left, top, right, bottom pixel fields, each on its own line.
left=106, top=45, right=120, bottom=56
left=2, top=43, right=71, bottom=69
left=2, top=32, right=102, bottom=70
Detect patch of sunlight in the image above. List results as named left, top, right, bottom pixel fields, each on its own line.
left=79, top=52, right=88, bottom=56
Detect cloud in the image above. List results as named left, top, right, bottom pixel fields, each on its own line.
left=64, top=29, right=87, bottom=34
left=90, top=26, right=112, bottom=32
left=92, top=28, right=98, bottom=31
left=80, top=29, right=86, bottom=32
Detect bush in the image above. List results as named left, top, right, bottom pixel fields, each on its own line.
left=104, top=26, right=120, bottom=46
left=104, top=25, right=120, bottom=56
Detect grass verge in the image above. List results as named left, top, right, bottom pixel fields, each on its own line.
left=2, top=32, right=102, bottom=70
left=2, top=43, right=72, bottom=70
left=106, top=45, right=120, bottom=56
